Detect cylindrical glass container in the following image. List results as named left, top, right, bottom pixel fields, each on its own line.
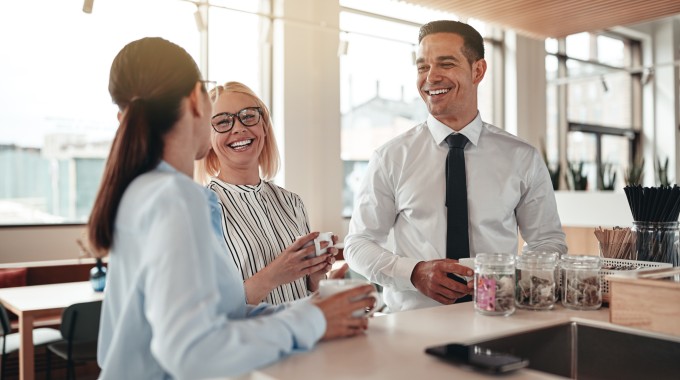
left=515, top=251, right=558, bottom=310
left=632, top=221, right=679, bottom=266
left=474, top=253, right=515, bottom=316
left=560, top=255, right=601, bottom=310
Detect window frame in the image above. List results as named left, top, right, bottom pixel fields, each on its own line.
left=548, top=31, right=642, bottom=191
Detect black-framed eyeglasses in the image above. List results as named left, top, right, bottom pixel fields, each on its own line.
left=211, top=107, right=262, bottom=133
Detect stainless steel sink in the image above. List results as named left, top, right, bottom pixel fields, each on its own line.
left=470, top=320, right=680, bottom=379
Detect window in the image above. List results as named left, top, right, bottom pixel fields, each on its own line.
left=546, top=33, right=641, bottom=191
left=339, top=1, right=501, bottom=216
left=0, top=0, right=268, bottom=225
left=208, top=3, right=271, bottom=97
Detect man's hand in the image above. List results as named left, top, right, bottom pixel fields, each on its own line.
left=410, top=259, right=474, bottom=304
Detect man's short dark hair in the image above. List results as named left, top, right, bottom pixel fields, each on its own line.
left=418, top=20, right=485, bottom=64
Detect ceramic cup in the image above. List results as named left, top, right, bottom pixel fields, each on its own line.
left=318, top=278, right=383, bottom=317
left=299, top=232, right=335, bottom=257
left=456, top=257, right=475, bottom=282
left=314, top=232, right=334, bottom=256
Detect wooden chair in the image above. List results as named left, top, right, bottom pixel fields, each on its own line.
left=46, top=300, right=101, bottom=380
left=1, top=303, right=62, bottom=379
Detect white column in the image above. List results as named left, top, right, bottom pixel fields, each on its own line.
left=272, top=0, right=343, bottom=234
left=504, top=31, right=547, bottom=151
left=651, top=19, right=679, bottom=184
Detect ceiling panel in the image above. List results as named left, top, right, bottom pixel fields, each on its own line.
left=399, top=0, right=680, bottom=39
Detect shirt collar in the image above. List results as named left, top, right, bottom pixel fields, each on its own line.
left=427, top=113, right=483, bottom=147
left=156, top=160, right=175, bottom=173
left=210, top=177, right=263, bottom=194
left=157, top=160, right=218, bottom=201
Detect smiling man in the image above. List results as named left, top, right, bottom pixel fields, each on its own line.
left=344, top=20, right=567, bottom=312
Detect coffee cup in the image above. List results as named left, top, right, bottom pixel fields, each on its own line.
left=299, top=232, right=335, bottom=257
left=315, top=232, right=334, bottom=255
left=318, top=278, right=383, bottom=317
left=456, top=257, right=475, bottom=282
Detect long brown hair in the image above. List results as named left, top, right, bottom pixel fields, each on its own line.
left=197, top=82, right=280, bottom=184
left=88, top=37, right=202, bottom=255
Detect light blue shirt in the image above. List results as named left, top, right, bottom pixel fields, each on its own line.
left=97, top=161, right=326, bottom=379
left=345, top=114, right=567, bottom=312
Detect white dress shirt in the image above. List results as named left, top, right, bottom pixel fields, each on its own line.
left=97, top=162, right=325, bottom=379
left=344, top=114, right=567, bottom=312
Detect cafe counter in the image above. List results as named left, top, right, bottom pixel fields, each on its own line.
left=232, top=303, right=618, bottom=380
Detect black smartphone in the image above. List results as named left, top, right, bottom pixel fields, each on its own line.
left=425, top=343, right=529, bottom=374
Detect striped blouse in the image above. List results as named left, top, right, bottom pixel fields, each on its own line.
left=208, top=178, right=311, bottom=305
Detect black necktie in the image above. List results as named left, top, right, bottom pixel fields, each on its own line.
left=445, top=134, right=469, bottom=260
left=445, top=134, right=472, bottom=302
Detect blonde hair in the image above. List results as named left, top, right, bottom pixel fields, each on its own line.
left=197, top=82, right=280, bottom=184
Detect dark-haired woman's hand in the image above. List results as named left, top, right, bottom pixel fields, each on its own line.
left=311, top=285, right=374, bottom=340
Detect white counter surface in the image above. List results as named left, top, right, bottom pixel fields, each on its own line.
left=234, top=303, right=619, bottom=380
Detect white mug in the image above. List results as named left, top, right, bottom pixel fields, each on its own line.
left=299, top=232, right=335, bottom=257
left=318, top=278, right=383, bottom=317
left=315, top=231, right=334, bottom=256
left=456, top=257, right=475, bottom=282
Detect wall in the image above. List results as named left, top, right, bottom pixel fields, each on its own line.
left=0, top=225, right=84, bottom=263
left=504, top=31, right=547, bottom=149
left=273, top=0, right=344, bottom=236
left=554, top=191, right=634, bottom=256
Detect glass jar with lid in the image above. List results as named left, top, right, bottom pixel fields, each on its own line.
left=474, top=253, right=515, bottom=316
left=560, top=255, right=601, bottom=310
left=515, top=251, right=558, bottom=310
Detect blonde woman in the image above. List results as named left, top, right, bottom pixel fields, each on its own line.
left=200, top=82, right=347, bottom=305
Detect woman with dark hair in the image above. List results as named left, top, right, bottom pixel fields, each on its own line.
left=90, top=37, right=374, bottom=379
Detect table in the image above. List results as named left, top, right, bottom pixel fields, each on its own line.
left=0, top=281, right=104, bottom=380
left=235, top=304, right=625, bottom=380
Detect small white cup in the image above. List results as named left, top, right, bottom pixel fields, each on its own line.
left=299, top=232, right=335, bottom=257
left=456, top=257, right=475, bottom=282
left=318, top=278, right=383, bottom=317
left=315, top=231, right=334, bottom=255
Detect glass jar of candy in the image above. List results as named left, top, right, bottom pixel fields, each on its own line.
left=474, top=253, right=515, bottom=316
left=515, top=251, right=558, bottom=310
left=560, top=255, right=601, bottom=310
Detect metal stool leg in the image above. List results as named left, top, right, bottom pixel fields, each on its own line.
left=45, top=348, right=51, bottom=380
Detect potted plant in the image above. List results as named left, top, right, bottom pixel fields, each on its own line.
left=76, top=237, right=107, bottom=292
left=566, top=161, right=588, bottom=191
left=624, top=157, right=644, bottom=186
left=540, top=141, right=561, bottom=191
left=655, top=156, right=672, bottom=186
left=598, top=163, right=617, bottom=191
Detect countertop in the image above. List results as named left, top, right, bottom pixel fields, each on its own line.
left=232, top=303, right=620, bottom=380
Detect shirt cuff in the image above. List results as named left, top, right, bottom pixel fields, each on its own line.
left=284, top=299, right=326, bottom=350
left=392, top=256, right=421, bottom=292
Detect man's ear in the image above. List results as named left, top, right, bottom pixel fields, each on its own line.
left=472, top=58, right=487, bottom=85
